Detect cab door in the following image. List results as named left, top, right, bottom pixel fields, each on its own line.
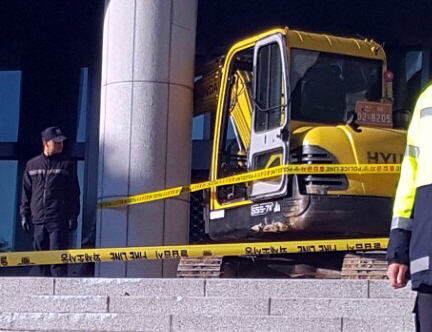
left=248, top=33, right=289, bottom=200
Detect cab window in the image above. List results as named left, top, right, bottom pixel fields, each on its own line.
left=255, top=43, right=284, bottom=132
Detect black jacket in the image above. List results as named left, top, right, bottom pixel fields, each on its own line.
left=20, top=153, right=80, bottom=224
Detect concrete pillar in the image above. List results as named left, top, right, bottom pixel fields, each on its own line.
left=97, top=0, right=197, bottom=277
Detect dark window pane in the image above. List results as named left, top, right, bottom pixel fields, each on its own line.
left=255, top=149, right=283, bottom=182
left=290, top=49, right=383, bottom=124
left=268, top=44, right=283, bottom=129
left=70, top=161, right=85, bottom=249
left=193, top=114, right=205, bottom=140
left=0, top=71, right=22, bottom=142
left=255, top=45, right=270, bottom=131
left=403, top=51, right=423, bottom=110
left=0, top=161, right=18, bottom=251
left=255, top=43, right=284, bottom=132
left=76, top=68, right=89, bottom=143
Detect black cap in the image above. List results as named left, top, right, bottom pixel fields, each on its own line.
left=41, top=126, right=67, bottom=142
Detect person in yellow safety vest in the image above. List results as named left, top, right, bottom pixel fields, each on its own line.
left=387, top=84, right=432, bottom=332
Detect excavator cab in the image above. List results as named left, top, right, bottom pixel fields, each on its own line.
left=196, top=28, right=406, bottom=242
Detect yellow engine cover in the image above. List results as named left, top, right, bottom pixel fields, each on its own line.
left=290, top=122, right=406, bottom=197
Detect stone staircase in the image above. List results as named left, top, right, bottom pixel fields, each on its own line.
left=0, top=277, right=416, bottom=331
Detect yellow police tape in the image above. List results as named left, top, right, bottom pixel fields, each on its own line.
left=0, top=237, right=389, bottom=268
left=98, top=164, right=401, bottom=208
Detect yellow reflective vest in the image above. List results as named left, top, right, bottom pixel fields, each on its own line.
left=388, top=84, right=432, bottom=289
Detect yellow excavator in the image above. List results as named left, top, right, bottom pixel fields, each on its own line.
left=181, top=27, right=407, bottom=278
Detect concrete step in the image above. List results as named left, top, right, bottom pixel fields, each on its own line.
left=0, top=295, right=415, bottom=318
left=0, top=295, right=107, bottom=313
left=0, top=277, right=415, bottom=299
left=172, top=315, right=415, bottom=332
left=0, top=313, right=415, bottom=332
left=0, top=277, right=417, bottom=331
left=0, top=312, right=170, bottom=332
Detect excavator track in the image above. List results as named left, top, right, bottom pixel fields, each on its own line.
left=341, top=252, right=388, bottom=279
left=177, top=252, right=389, bottom=279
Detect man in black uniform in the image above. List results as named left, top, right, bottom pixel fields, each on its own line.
left=20, top=126, right=80, bottom=277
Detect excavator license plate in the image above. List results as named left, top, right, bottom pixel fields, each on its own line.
left=355, top=101, right=393, bottom=128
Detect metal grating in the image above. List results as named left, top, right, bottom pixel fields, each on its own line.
left=189, top=191, right=212, bottom=244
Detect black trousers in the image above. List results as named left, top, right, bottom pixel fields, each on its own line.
left=415, top=291, right=432, bottom=332
left=33, top=222, right=69, bottom=277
